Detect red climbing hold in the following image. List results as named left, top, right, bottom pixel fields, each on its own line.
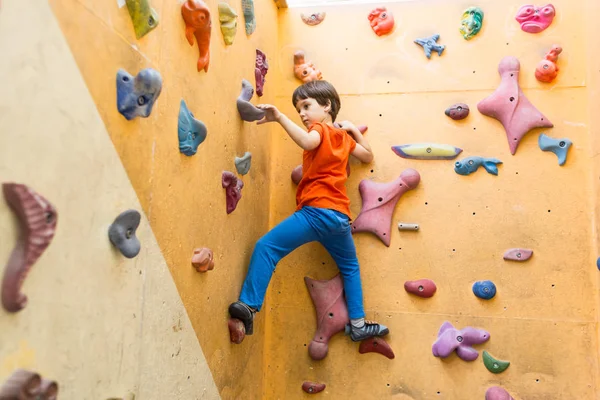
left=228, top=318, right=245, bottom=344
left=358, top=337, right=395, bottom=359
left=305, top=274, right=349, bottom=360
left=302, top=381, right=326, bottom=394
left=404, top=279, right=437, bottom=298
left=351, top=169, right=420, bottom=246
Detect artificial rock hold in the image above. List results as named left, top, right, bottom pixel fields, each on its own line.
left=218, top=2, right=238, bottom=45
left=477, top=56, right=554, bottom=155
left=515, top=4, right=556, bottom=33
left=236, top=79, right=266, bottom=122
left=222, top=171, right=244, bottom=214
left=398, top=223, right=419, bottom=231
left=125, top=0, right=159, bottom=39
left=191, top=247, right=214, bottom=272
left=178, top=99, right=207, bottom=156
left=255, top=49, right=269, bottom=97
left=301, top=12, right=326, bottom=26
left=182, top=0, right=212, bottom=72
left=0, top=369, right=58, bottom=399
left=305, top=274, right=349, bottom=360
left=472, top=280, right=497, bottom=300
left=108, top=210, right=141, bottom=259
left=454, top=156, right=502, bottom=176
left=539, top=133, right=571, bottom=165
left=228, top=318, right=245, bottom=343
left=241, top=0, right=256, bottom=35
left=358, top=337, right=395, bottom=359
left=485, top=386, right=515, bottom=400
left=368, top=7, right=394, bottom=36
left=391, top=143, right=463, bottom=160
left=503, top=248, right=533, bottom=261
left=235, top=152, right=252, bottom=175
left=535, top=45, right=562, bottom=83
left=302, top=382, right=326, bottom=394
left=445, top=103, right=470, bottom=120
left=460, top=7, right=484, bottom=40
left=2, top=183, right=57, bottom=313
left=482, top=350, right=511, bottom=373
left=404, top=279, right=437, bottom=298
left=414, top=34, right=445, bottom=59
left=351, top=169, right=421, bottom=247
left=116, top=68, right=163, bottom=120
left=432, top=321, right=490, bottom=361
left=293, top=50, right=323, bottom=83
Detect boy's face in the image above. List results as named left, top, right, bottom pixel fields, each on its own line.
left=295, top=97, right=330, bottom=129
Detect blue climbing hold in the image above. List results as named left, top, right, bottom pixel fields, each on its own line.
left=414, top=34, right=445, bottom=59
left=539, top=133, right=572, bottom=166
left=596, top=257, right=600, bottom=270
left=116, top=68, right=163, bottom=120
left=454, top=156, right=502, bottom=176
left=178, top=99, right=207, bottom=156
left=473, top=280, right=496, bottom=300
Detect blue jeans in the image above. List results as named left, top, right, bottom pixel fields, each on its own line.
left=239, top=206, right=365, bottom=319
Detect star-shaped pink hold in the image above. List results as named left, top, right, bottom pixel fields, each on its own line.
left=351, top=169, right=420, bottom=247
left=477, top=56, right=553, bottom=155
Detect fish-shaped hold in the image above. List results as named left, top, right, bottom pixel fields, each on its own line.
left=178, top=99, right=207, bottom=156
left=454, top=156, right=502, bottom=176
left=181, top=0, right=212, bottom=72
left=392, top=143, right=462, bottom=160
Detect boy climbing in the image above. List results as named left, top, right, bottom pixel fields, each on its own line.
left=228, top=80, right=389, bottom=342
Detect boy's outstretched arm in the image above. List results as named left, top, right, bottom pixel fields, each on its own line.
left=337, top=121, right=374, bottom=163
left=256, top=104, right=321, bottom=151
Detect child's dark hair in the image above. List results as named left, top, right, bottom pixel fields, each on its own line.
left=292, top=80, right=341, bottom=122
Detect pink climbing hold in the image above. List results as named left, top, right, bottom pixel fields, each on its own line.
left=477, top=56, right=553, bottom=155
left=431, top=321, right=490, bottom=361
left=486, top=386, right=515, bottom=400
left=358, top=337, right=395, bottom=359
left=305, top=274, right=349, bottom=360
left=503, top=248, right=533, bottom=261
left=351, top=169, right=420, bottom=247
left=222, top=171, right=244, bottom=214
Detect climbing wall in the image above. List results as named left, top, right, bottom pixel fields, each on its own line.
left=0, top=0, right=219, bottom=398
left=266, top=0, right=600, bottom=398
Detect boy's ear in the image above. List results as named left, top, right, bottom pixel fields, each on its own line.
left=324, top=99, right=332, bottom=112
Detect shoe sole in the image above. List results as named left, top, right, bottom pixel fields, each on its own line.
left=345, top=324, right=389, bottom=342
left=229, top=302, right=254, bottom=335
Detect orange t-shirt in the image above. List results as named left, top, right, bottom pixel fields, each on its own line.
left=296, top=122, right=357, bottom=219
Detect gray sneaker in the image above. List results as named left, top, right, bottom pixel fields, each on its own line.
left=344, top=321, right=389, bottom=342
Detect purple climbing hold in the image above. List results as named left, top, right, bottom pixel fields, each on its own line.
left=432, top=321, right=490, bottom=361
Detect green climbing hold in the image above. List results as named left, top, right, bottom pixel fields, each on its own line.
left=482, top=350, right=510, bottom=374
left=459, top=6, right=484, bottom=40
left=126, top=0, right=159, bottom=39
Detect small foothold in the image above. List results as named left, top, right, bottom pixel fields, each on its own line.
left=191, top=248, right=214, bottom=272
left=302, top=382, right=326, bottom=394
left=536, top=45, right=562, bottom=83
left=477, top=56, right=553, bottom=155
left=404, top=279, right=436, bottom=298
left=222, top=171, right=244, bottom=214
left=294, top=50, right=323, bottom=83
left=445, top=103, right=470, bottom=120
left=235, top=152, right=252, bottom=175
left=414, top=34, right=445, bottom=59
left=116, top=68, right=163, bottom=120
left=178, top=99, right=207, bottom=156
left=228, top=318, right=246, bottom=343
left=301, top=12, right=326, bottom=26
left=368, top=7, right=394, bottom=36
left=2, top=183, right=58, bottom=313
left=503, top=248, right=533, bottom=261
left=539, top=133, right=572, bottom=166
left=237, top=79, right=266, bottom=122
left=108, top=210, right=141, bottom=259
left=358, top=337, right=395, bottom=359
left=255, top=49, right=269, bottom=97
left=472, top=280, right=497, bottom=300
left=181, top=0, right=212, bottom=73
left=398, top=223, right=419, bottom=231
left=0, top=369, right=59, bottom=399
left=125, top=0, right=159, bottom=39
left=291, top=165, right=303, bottom=185
left=432, top=321, right=490, bottom=361
left=459, top=7, right=484, bottom=40
left=305, top=274, right=349, bottom=360
left=217, top=2, right=237, bottom=45
left=485, top=386, right=515, bottom=400
left=241, top=0, right=256, bottom=35
left=515, top=4, right=556, bottom=33
left=597, top=257, right=600, bottom=270
left=454, top=156, right=502, bottom=176
left=391, top=143, right=463, bottom=160
left=482, top=350, right=510, bottom=373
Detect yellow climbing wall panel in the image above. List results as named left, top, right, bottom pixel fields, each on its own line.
left=266, top=0, right=600, bottom=398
